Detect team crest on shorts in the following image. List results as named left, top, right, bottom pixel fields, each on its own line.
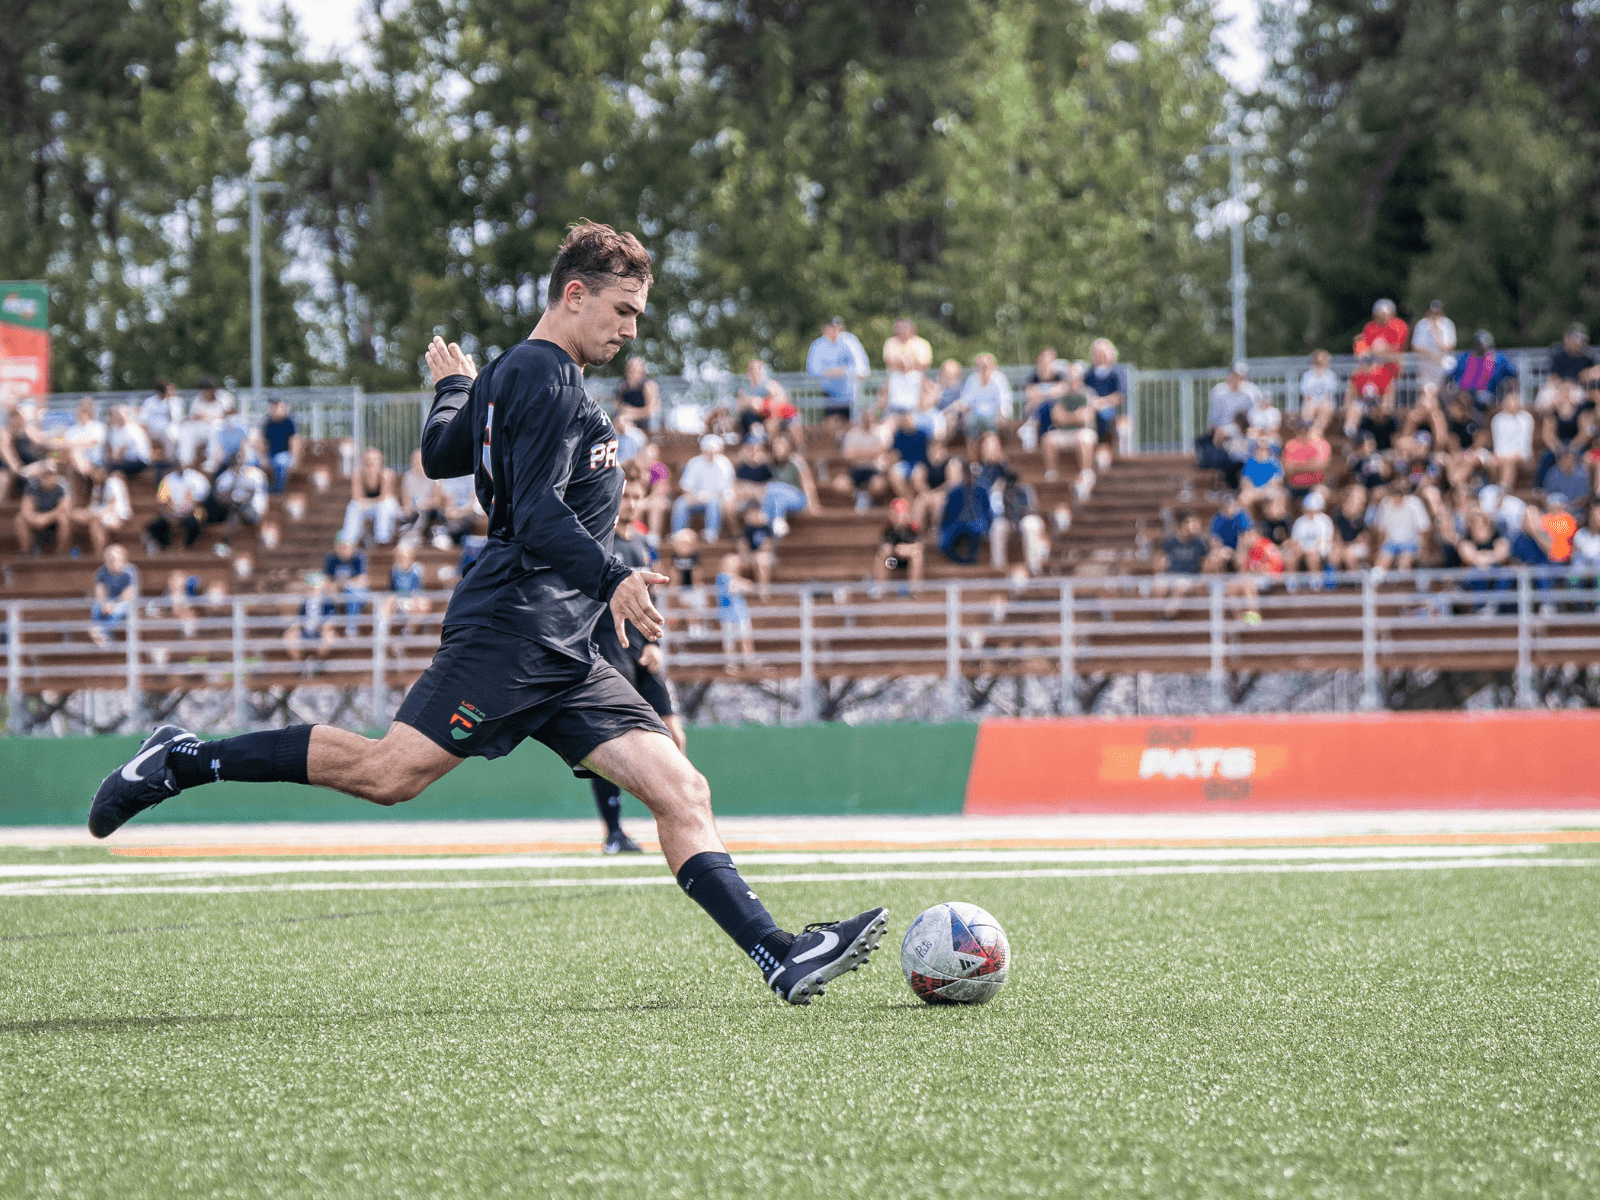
left=450, top=701, right=487, bottom=740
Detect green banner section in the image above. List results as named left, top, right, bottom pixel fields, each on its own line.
left=0, top=723, right=978, bottom=826
left=0, top=282, right=48, bottom=330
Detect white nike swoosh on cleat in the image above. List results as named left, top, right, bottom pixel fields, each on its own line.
left=790, top=931, right=840, bottom=963
left=119, top=743, right=167, bottom=783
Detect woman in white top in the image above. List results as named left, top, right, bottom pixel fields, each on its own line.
left=1297, top=349, right=1340, bottom=434
left=1490, top=391, right=1535, bottom=489
left=74, top=470, right=132, bottom=555
left=61, top=397, right=107, bottom=487
left=177, top=379, right=230, bottom=467
left=1411, top=301, right=1457, bottom=389
left=881, top=318, right=932, bottom=415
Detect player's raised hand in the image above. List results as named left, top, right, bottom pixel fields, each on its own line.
left=425, top=336, right=478, bottom=384
left=610, top=569, right=669, bottom=648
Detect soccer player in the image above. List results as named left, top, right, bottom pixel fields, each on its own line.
left=588, top=472, right=684, bottom=855
left=88, top=223, right=886, bottom=1006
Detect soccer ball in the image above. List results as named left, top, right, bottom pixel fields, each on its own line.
left=901, top=902, right=1009, bottom=1005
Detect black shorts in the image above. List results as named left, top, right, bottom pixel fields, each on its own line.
left=594, top=627, right=676, bottom=719
left=850, top=466, right=880, bottom=489
left=395, top=625, right=670, bottom=771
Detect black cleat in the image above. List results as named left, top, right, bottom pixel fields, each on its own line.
left=87, top=724, right=198, bottom=838
left=603, top=830, right=643, bottom=855
left=766, top=907, right=889, bottom=1006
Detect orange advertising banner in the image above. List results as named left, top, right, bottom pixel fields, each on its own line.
left=964, top=712, right=1600, bottom=813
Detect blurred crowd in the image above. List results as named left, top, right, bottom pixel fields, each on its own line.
left=1178, top=304, right=1599, bottom=622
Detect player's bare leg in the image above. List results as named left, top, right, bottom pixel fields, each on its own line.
left=581, top=727, right=720, bottom=872
left=305, top=723, right=463, bottom=806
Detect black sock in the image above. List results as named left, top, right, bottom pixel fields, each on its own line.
left=168, top=725, right=315, bottom=789
left=676, top=851, right=793, bottom=975
left=591, top=778, right=623, bottom=836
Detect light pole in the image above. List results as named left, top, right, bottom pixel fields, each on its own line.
left=1206, top=144, right=1249, bottom=364
left=249, top=179, right=286, bottom=414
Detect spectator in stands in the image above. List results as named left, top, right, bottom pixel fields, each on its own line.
left=138, top=380, right=183, bottom=466
left=874, top=497, right=924, bottom=591
left=61, top=398, right=107, bottom=491
left=75, top=467, right=132, bottom=555
left=1230, top=526, right=1283, bottom=625
left=284, top=575, right=342, bottom=668
left=178, top=378, right=228, bottom=468
left=146, top=461, right=210, bottom=552
left=958, top=353, right=1013, bottom=450
left=1245, top=387, right=1282, bottom=444
left=1439, top=393, right=1491, bottom=493
left=939, top=459, right=990, bottom=565
left=1022, top=347, right=1070, bottom=438
left=99, top=405, right=151, bottom=481
left=833, top=410, right=889, bottom=511
left=1205, top=492, right=1252, bottom=572
left=1537, top=387, right=1594, bottom=488
left=613, top=355, right=661, bottom=429
left=613, top=408, right=648, bottom=464
left=669, top=526, right=700, bottom=593
left=1084, top=338, right=1128, bottom=465
left=342, top=446, right=400, bottom=545
left=1411, top=301, right=1457, bottom=392
left=673, top=434, right=736, bottom=541
left=434, top=473, right=480, bottom=548
left=1206, top=362, right=1259, bottom=436
left=1298, top=349, right=1340, bottom=435
left=15, top=458, right=70, bottom=554
left=737, top=501, right=776, bottom=598
left=1332, top=486, right=1371, bottom=570
left=1373, top=484, right=1431, bottom=570
left=1281, top=417, right=1331, bottom=501
left=1572, top=504, right=1600, bottom=579
left=991, top=467, right=1048, bottom=576
left=1348, top=431, right=1392, bottom=491
left=763, top=431, right=818, bottom=537
left=806, top=316, right=870, bottom=427
left=1238, top=438, right=1284, bottom=505
left=1152, top=511, right=1210, bottom=619
left=323, top=533, right=369, bottom=632
left=735, top=359, right=793, bottom=443
left=1452, top=331, right=1518, bottom=409
left=933, top=358, right=968, bottom=443
left=158, top=569, right=201, bottom=638
left=204, top=398, right=253, bottom=474
left=1538, top=324, right=1598, bottom=411
left=210, top=451, right=270, bottom=556
left=887, top=410, right=930, bottom=502
left=1287, top=492, right=1335, bottom=579
left=1540, top=449, right=1591, bottom=510
left=882, top=317, right=933, bottom=418
left=89, top=544, right=138, bottom=647
left=1359, top=299, right=1409, bottom=366
left=398, top=449, right=442, bottom=536
left=634, top=442, right=674, bottom=545
left=1343, top=343, right=1400, bottom=432
left=262, top=396, right=300, bottom=493
left=1490, top=390, right=1535, bottom=489
left=731, top=438, right=773, bottom=517
left=1348, top=387, right=1399, bottom=453
left=382, top=540, right=431, bottom=636
left=1257, top=491, right=1294, bottom=555
left=1034, top=360, right=1092, bottom=484
left=0, top=404, right=48, bottom=495
left=1453, top=507, right=1511, bottom=598
left=910, top=438, right=956, bottom=532
left=714, top=553, right=756, bottom=669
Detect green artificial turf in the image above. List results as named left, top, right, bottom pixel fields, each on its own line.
left=3, top=852, right=1600, bottom=1198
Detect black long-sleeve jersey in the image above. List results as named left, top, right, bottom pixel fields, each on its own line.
left=422, top=338, right=628, bottom=661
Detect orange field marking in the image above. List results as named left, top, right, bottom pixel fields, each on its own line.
left=106, top=830, right=1600, bottom=858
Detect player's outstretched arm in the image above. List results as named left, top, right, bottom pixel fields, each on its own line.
left=421, top=336, right=479, bottom=479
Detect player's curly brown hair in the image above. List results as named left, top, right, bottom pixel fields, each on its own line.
left=547, top=221, right=653, bottom=306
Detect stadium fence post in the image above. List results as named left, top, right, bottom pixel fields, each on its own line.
left=310, top=399, right=324, bottom=442
left=1178, top=372, right=1195, bottom=453
left=352, top=384, right=364, bottom=460
left=231, top=598, right=247, bottom=731
left=1126, top=366, right=1141, bottom=454
left=124, top=600, right=142, bottom=730
left=1515, top=569, right=1535, bottom=708
left=1058, top=581, right=1076, bottom=713
left=1209, top=580, right=1226, bottom=711
left=945, top=582, right=963, bottom=716
left=1360, top=573, right=1382, bottom=710
left=370, top=608, right=389, bottom=729
left=799, top=588, right=818, bottom=722
left=6, top=603, right=20, bottom=732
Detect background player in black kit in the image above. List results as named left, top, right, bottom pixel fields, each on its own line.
left=589, top=472, right=683, bottom=855
left=88, top=222, right=887, bottom=1006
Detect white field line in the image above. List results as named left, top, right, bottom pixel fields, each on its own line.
left=3, top=856, right=1597, bottom=897
left=0, top=844, right=1550, bottom=884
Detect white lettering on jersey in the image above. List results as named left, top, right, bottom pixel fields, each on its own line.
left=588, top=439, right=618, bottom=470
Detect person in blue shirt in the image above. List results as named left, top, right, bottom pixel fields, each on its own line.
left=323, top=535, right=369, bottom=630
left=1451, top=330, right=1518, bottom=410
left=1239, top=440, right=1284, bottom=504
left=1084, top=338, right=1129, bottom=466
left=382, top=540, right=430, bottom=636
left=262, top=397, right=300, bottom=493
left=805, top=316, right=869, bottom=427
left=1207, top=493, right=1253, bottom=571
left=714, top=552, right=756, bottom=666
left=888, top=410, right=929, bottom=501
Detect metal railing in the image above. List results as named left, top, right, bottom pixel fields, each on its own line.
left=5, top=568, right=1597, bottom=733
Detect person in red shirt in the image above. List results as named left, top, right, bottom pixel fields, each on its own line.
left=1356, top=299, right=1409, bottom=365
left=1281, top=417, right=1331, bottom=499
left=1227, top=526, right=1284, bottom=625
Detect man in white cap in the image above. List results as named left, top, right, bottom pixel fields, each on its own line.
left=672, top=434, right=736, bottom=542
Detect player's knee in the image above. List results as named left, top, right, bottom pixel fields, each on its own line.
left=367, top=776, right=422, bottom=807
